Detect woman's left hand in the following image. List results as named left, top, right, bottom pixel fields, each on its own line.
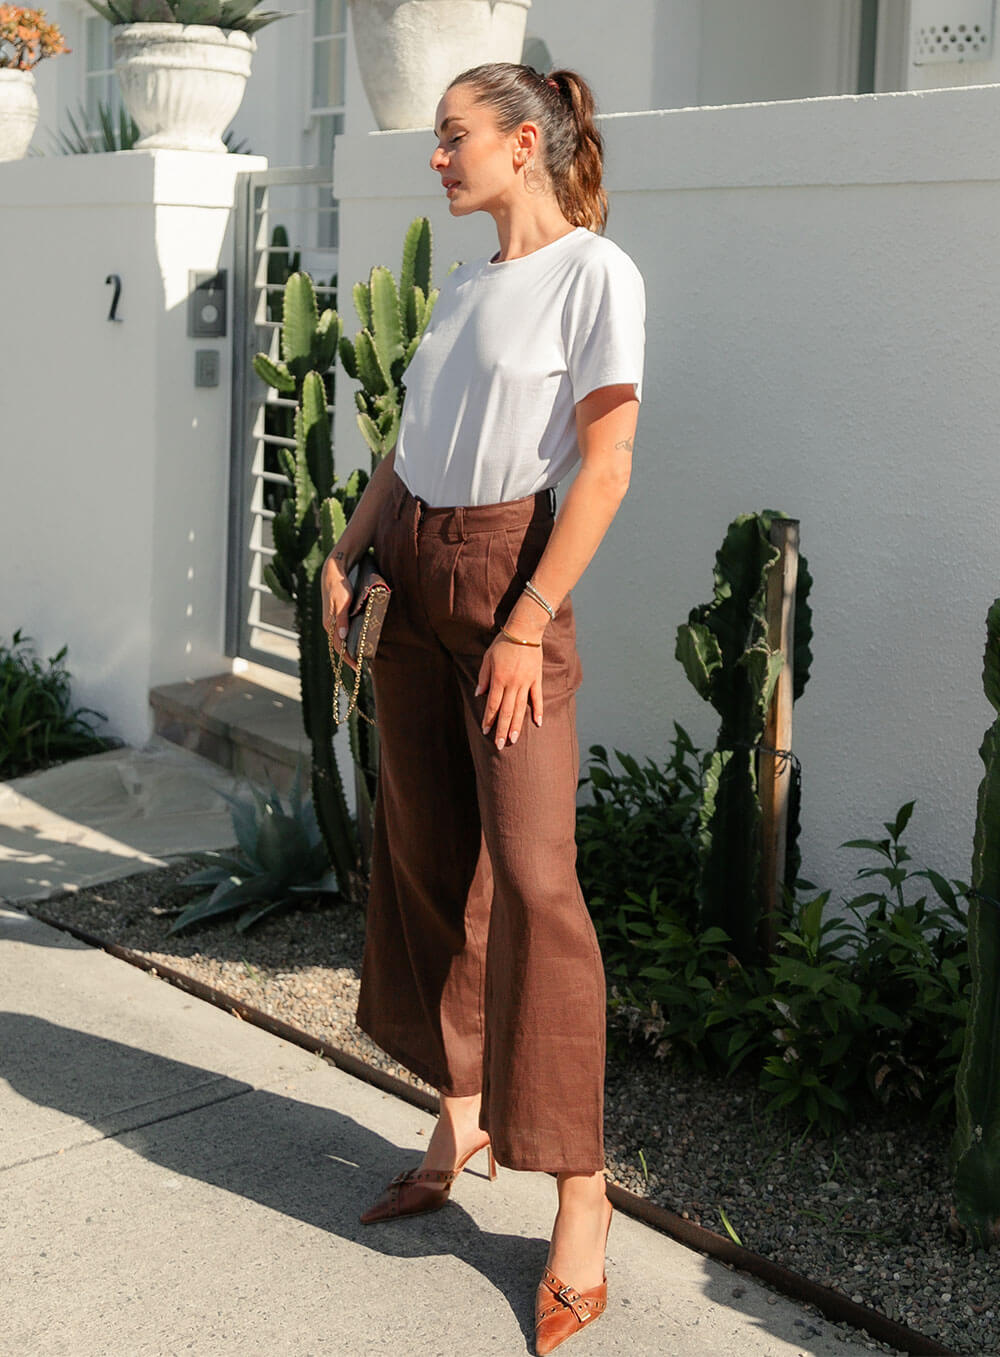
left=476, top=631, right=544, bottom=749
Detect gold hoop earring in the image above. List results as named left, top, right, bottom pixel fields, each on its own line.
left=524, top=157, right=544, bottom=193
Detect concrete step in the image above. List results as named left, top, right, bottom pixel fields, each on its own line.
left=150, top=666, right=309, bottom=794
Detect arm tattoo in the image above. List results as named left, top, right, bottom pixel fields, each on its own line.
left=614, top=436, right=634, bottom=452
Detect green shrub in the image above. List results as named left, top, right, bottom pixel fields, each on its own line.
left=0, top=629, right=111, bottom=777
left=840, top=803, right=969, bottom=1119
left=608, top=890, right=755, bottom=1068
left=579, top=776, right=970, bottom=1135
left=577, top=723, right=703, bottom=983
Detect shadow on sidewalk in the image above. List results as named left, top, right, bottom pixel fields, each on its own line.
left=2, top=1012, right=542, bottom=1346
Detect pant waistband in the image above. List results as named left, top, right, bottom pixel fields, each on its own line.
left=390, top=472, right=556, bottom=538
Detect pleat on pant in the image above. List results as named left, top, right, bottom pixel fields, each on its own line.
left=354, top=473, right=607, bottom=1173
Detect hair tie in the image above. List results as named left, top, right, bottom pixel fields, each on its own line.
left=546, top=77, right=558, bottom=89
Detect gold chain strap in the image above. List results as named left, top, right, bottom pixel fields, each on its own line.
left=329, top=588, right=386, bottom=727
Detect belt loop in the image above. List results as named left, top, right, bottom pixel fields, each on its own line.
left=548, top=486, right=557, bottom=517
left=455, top=505, right=467, bottom=541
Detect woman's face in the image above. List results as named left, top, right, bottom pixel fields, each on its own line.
left=430, top=84, right=537, bottom=216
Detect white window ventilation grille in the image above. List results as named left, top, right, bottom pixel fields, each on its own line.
left=910, top=0, right=995, bottom=63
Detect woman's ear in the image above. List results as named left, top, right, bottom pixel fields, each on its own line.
left=514, top=121, right=540, bottom=166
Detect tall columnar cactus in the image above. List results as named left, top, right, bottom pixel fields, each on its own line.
left=338, top=216, right=441, bottom=468
left=266, top=225, right=300, bottom=324
left=330, top=217, right=445, bottom=842
left=252, top=219, right=446, bottom=882
left=952, top=598, right=1000, bottom=1248
left=675, top=511, right=813, bottom=962
left=253, top=272, right=365, bottom=898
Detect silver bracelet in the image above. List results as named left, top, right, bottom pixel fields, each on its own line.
left=523, top=578, right=556, bottom=621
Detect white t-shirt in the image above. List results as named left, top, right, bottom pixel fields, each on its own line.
left=393, top=225, right=646, bottom=507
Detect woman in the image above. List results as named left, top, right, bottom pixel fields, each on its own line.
left=322, top=61, right=645, bottom=1355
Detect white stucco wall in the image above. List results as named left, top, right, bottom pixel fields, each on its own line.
left=333, top=84, right=1000, bottom=896
left=27, top=0, right=930, bottom=170
left=0, top=150, right=266, bottom=747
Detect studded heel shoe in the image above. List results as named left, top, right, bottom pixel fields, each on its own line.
left=533, top=1199, right=613, bottom=1355
left=359, top=1139, right=496, bottom=1225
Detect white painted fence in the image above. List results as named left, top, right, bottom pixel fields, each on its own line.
left=333, top=84, right=1000, bottom=895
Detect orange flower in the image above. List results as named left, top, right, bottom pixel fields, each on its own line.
left=0, top=5, right=70, bottom=69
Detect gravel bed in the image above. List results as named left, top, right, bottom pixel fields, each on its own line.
left=21, top=854, right=1000, bottom=1356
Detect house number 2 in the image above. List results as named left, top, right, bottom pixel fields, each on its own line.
left=105, top=274, right=123, bottom=322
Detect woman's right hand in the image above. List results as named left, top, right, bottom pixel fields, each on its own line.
left=321, top=551, right=354, bottom=663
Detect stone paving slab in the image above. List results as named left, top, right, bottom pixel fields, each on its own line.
left=0, top=906, right=885, bottom=1357
left=0, top=739, right=247, bottom=903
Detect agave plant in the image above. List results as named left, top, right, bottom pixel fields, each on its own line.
left=50, top=98, right=251, bottom=154
left=83, top=0, right=285, bottom=34
left=168, top=764, right=339, bottom=934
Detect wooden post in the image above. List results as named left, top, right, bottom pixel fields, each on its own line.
left=758, top=518, right=799, bottom=958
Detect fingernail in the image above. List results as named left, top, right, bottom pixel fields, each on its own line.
left=474, top=684, right=483, bottom=697
left=509, top=730, right=519, bottom=745
left=338, top=627, right=347, bottom=639
left=496, top=737, right=505, bottom=750
left=482, top=724, right=490, bottom=735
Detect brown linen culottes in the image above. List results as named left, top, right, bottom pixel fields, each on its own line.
left=354, top=472, right=607, bottom=1173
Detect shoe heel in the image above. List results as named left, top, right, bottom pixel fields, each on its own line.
left=487, top=1144, right=497, bottom=1180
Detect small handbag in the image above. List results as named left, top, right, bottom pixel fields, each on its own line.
left=329, top=553, right=391, bottom=727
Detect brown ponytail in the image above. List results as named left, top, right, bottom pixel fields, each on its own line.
left=446, top=62, right=608, bottom=234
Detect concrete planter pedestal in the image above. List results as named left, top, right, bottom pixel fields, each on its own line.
left=0, top=69, right=39, bottom=162
left=112, top=24, right=255, bottom=152
left=348, top=0, right=531, bottom=130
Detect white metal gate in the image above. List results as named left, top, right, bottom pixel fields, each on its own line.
left=226, top=166, right=338, bottom=675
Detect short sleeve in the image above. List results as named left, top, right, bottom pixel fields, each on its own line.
left=563, top=246, right=646, bottom=404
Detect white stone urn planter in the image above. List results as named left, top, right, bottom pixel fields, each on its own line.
left=112, top=23, right=255, bottom=152
left=0, top=69, right=40, bottom=162
left=348, top=0, right=531, bottom=131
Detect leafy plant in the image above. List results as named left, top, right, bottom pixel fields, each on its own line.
left=0, top=5, right=69, bottom=68
left=577, top=725, right=704, bottom=981
left=0, top=629, right=112, bottom=777
left=168, top=764, right=339, bottom=934
left=675, top=511, right=813, bottom=963
left=952, top=597, right=1000, bottom=1247
left=591, top=793, right=970, bottom=1136
left=843, top=802, right=969, bottom=1119
left=82, top=0, right=286, bottom=34
left=746, top=890, right=901, bottom=1135
left=50, top=98, right=250, bottom=154
left=608, top=890, right=751, bottom=1068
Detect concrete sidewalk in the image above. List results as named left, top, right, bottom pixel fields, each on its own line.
left=1, top=904, right=886, bottom=1357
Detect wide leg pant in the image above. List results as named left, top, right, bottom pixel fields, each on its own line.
left=354, top=472, right=607, bottom=1172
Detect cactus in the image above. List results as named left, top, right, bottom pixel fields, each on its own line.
left=83, top=0, right=286, bottom=33
left=952, top=598, right=1000, bottom=1248
left=266, top=225, right=300, bottom=323
left=338, top=217, right=440, bottom=467
left=676, top=511, right=813, bottom=962
left=254, top=220, right=447, bottom=878
left=331, top=218, right=447, bottom=832
left=253, top=272, right=365, bottom=898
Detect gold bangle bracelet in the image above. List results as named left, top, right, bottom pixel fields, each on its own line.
left=499, top=626, right=542, bottom=648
